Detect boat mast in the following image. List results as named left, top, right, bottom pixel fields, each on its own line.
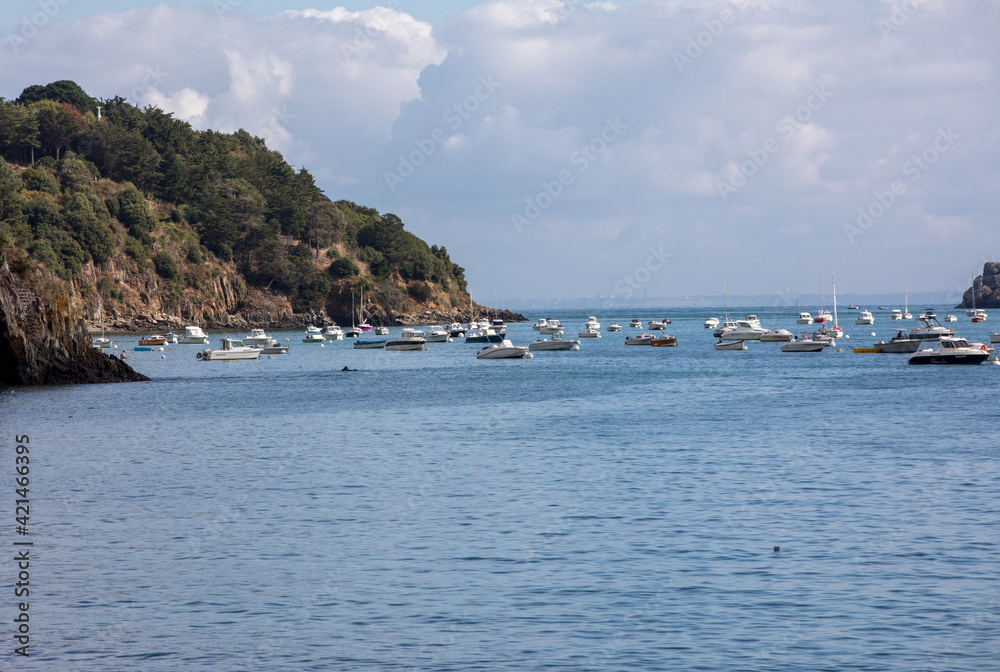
left=723, top=278, right=729, bottom=323
left=832, top=269, right=838, bottom=329
left=819, top=273, right=824, bottom=315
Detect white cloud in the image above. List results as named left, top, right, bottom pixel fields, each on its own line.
left=1, top=0, right=998, bottom=299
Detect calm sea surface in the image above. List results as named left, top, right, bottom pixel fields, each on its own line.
left=2, top=306, right=999, bottom=671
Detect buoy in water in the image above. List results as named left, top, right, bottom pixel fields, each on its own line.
left=571, top=344, right=580, bottom=351
left=525, top=353, right=534, bottom=359
left=870, top=332, right=876, bottom=337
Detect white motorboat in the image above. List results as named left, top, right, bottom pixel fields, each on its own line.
left=760, top=328, right=793, bottom=342
left=855, top=310, right=874, bottom=325
left=529, top=337, right=580, bottom=351
left=476, top=339, right=529, bottom=359
left=943, top=314, right=957, bottom=322
left=625, top=332, right=655, bottom=345
left=424, top=325, right=449, bottom=342
left=179, top=326, right=209, bottom=344
left=648, top=320, right=666, bottom=330
left=374, top=326, right=389, bottom=335
left=385, top=336, right=425, bottom=351
left=991, top=332, right=1000, bottom=344
left=972, top=309, right=987, bottom=323
left=629, top=319, right=642, bottom=328
left=400, top=327, right=425, bottom=339
left=704, top=317, right=719, bottom=329
left=713, top=321, right=738, bottom=338
left=322, top=324, right=344, bottom=340
left=92, top=336, right=113, bottom=349
left=490, top=319, right=507, bottom=334
left=257, top=340, right=290, bottom=354
left=890, top=309, right=903, bottom=320
left=242, top=328, right=271, bottom=346
left=353, top=339, right=386, bottom=349
left=578, top=328, right=602, bottom=338
left=908, top=337, right=991, bottom=365
left=714, top=340, right=747, bottom=351
left=302, top=333, right=325, bottom=344
left=540, top=320, right=564, bottom=335
left=476, top=319, right=490, bottom=330
left=908, top=315, right=955, bottom=341
left=305, top=325, right=322, bottom=334
left=448, top=323, right=466, bottom=337
left=197, top=338, right=260, bottom=360
left=607, top=323, right=622, bottom=332
left=466, top=328, right=505, bottom=344
left=533, top=318, right=550, bottom=331
left=780, top=337, right=826, bottom=352
left=726, top=319, right=766, bottom=341
left=796, top=312, right=814, bottom=325
left=870, top=333, right=922, bottom=353
left=163, top=331, right=178, bottom=344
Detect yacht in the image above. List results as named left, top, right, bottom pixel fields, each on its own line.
left=890, top=309, right=903, bottom=320
left=584, top=316, right=600, bottom=330
left=908, top=315, right=955, bottom=341
left=197, top=338, right=260, bottom=360
left=425, top=326, right=449, bottom=342
left=704, top=317, right=719, bottom=329
left=908, top=337, right=991, bottom=365
left=726, top=319, right=766, bottom=341
left=242, top=328, right=271, bottom=346
left=629, top=319, right=642, bottom=328
left=578, top=328, right=602, bottom=338
left=760, top=328, right=793, bottom=342
left=625, top=332, right=655, bottom=345
left=476, top=339, right=529, bottom=359
left=529, top=337, right=580, bottom=351
left=322, top=324, right=344, bottom=340
left=855, top=310, right=874, bottom=325
left=385, top=335, right=425, bottom=351
left=607, top=323, right=622, bottom=332
left=796, top=312, right=814, bottom=325
left=179, top=326, right=209, bottom=344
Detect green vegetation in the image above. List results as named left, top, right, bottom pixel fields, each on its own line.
left=0, top=80, right=468, bottom=317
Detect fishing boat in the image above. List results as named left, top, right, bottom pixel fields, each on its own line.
left=972, top=309, right=987, bottom=323
left=178, top=326, right=209, bottom=344
left=197, top=338, right=260, bottom=360
left=138, top=335, right=167, bottom=346
left=242, top=328, right=271, bottom=346
left=476, top=339, right=529, bottom=359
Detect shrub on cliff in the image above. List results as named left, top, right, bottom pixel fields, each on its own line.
left=153, top=250, right=179, bottom=279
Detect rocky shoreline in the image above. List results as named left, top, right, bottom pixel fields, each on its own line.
left=958, top=262, right=1000, bottom=309
left=86, top=305, right=527, bottom=334
left=1, top=257, right=148, bottom=386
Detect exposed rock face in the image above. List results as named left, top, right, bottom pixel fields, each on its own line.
left=0, top=258, right=148, bottom=386
left=958, top=262, right=1000, bottom=309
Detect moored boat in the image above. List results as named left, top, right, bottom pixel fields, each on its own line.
left=908, top=337, right=991, bottom=365
left=625, top=332, right=655, bottom=345
left=629, top=319, right=642, bottom=328
left=197, top=338, right=261, bottom=360
left=578, top=328, right=602, bottom=338
left=704, top=317, right=719, bottom=329
left=302, top=333, right=325, bottom=344
left=780, top=337, right=826, bottom=352
left=796, top=312, right=814, bottom=325
left=178, top=326, right=209, bottom=344
left=242, top=328, right=271, bottom=346
left=651, top=335, right=678, bottom=347
left=139, top=335, right=167, bottom=346
left=529, top=337, right=579, bottom=351
left=353, top=339, right=386, bottom=349
left=476, top=339, right=529, bottom=359
left=760, top=328, right=793, bottom=342
left=714, top=340, right=747, bottom=351
left=607, top=323, right=622, bottom=332
left=855, top=310, right=874, bottom=325
left=385, top=337, right=425, bottom=351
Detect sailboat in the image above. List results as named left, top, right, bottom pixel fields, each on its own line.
left=902, top=287, right=912, bottom=320
left=358, top=286, right=373, bottom=332
left=712, top=279, right=738, bottom=338
left=345, top=289, right=361, bottom=337
left=814, top=273, right=831, bottom=323
left=828, top=270, right=843, bottom=338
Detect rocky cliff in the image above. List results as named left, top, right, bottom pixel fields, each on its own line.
left=958, top=262, right=1000, bottom=309
left=0, top=254, right=148, bottom=386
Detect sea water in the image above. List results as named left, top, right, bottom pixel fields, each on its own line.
left=2, top=306, right=998, bottom=671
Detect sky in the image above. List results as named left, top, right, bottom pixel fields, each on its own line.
left=2, top=0, right=999, bottom=305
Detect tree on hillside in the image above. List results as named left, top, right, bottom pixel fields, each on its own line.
left=17, top=80, right=98, bottom=116
left=0, top=103, right=40, bottom=164
left=30, top=100, right=84, bottom=160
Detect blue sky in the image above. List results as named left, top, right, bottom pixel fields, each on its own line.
left=2, top=1, right=998, bottom=304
